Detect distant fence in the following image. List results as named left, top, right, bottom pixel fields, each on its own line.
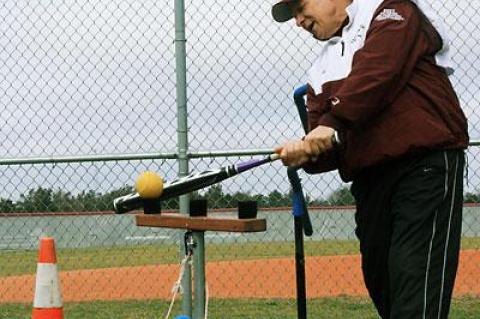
left=1, top=206, right=480, bottom=251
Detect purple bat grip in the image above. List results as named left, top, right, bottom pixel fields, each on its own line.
left=235, top=154, right=279, bottom=173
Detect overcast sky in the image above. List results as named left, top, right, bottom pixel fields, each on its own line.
left=0, top=0, right=479, bottom=199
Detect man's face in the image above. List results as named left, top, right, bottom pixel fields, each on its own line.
left=291, top=0, right=341, bottom=40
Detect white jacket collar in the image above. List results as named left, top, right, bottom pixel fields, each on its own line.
left=307, top=0, right=454, bottom=95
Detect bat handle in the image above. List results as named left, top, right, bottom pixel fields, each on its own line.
left=235, top=153, right=280, bottom=173
left=270, top=153, right=280, bottom=161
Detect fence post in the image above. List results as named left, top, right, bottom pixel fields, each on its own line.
left=174, top=0, right=192, bottom=316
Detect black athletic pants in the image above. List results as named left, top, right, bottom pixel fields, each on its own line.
left=351, top=149, right=465, bottom=319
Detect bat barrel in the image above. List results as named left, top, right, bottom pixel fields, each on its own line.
left=113, top=169, right=231, bottom=214
left=113, top=154, right=279, bottom=214
left=113, top=193, right=143, bottom=214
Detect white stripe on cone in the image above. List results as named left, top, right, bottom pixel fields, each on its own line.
left=33, top=263, right=63, bottom=308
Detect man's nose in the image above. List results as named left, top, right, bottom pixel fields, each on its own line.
left=295, top=14, right=305, bottom=28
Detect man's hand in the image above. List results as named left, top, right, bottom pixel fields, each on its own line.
left=275, top=125, right=335, bottom=167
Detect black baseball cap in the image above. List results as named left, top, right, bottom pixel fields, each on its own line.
left=272, top=0, right=297, bottom=23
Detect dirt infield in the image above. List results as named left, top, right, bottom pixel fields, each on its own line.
left=1, top=250, right=479, bottom=303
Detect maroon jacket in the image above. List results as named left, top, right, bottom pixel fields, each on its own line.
left=303, top=0, right=469, bottom=181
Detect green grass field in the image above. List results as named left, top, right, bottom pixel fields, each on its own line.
left=2, top=296, right=480, bottom=319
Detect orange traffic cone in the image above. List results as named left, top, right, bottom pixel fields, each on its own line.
left=32, top=237, right=64, bottom=319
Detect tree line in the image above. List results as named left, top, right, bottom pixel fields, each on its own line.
left=0, top=184, right=357, bottom=214
left=3, top=184, right=478, bottom=214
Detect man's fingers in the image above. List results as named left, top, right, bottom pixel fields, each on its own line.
left=304, top=127, right=335, bottom=153
left=277, top=131, right=336, bottom=167
left=277, top=140, right=308, bottom=167
left=303, top=139, right=322, bottom=157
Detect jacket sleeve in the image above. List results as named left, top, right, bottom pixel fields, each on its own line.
left=319, top=1, right=425, bottom=130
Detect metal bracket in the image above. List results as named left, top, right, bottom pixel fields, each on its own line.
left=184, top=231, right=196, bottom=256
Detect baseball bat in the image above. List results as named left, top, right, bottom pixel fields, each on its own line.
left=291, top=84, right=310, bottom=319
left=113, top=153, right=279, bottom=214
left=293, top=84, right=309, bottom=131
left=292, top=84, right=313, bottom=237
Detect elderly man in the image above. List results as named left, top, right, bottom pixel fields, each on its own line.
left=273, top=0, right=469, bottom=318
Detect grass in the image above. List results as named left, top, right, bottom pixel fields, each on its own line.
left=1, top=238, right=479, bottom=277
left=1, top=296, right=479, bottom=318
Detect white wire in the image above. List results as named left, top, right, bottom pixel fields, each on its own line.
left=204, top=283, right=209, bottom=319
left=165, top=288, right=179, bottom=319
left=164, top=255, right=191, bottom=319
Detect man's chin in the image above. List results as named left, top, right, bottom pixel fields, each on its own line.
left=313, top=32, right=335, bottom=41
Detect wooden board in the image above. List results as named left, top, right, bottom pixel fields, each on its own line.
left=136, top=213, right=266, bottom=232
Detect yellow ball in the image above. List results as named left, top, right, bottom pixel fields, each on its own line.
left=135, top=171, right=164, bottom=199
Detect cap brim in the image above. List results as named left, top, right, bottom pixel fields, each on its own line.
left=272, top=2, right=294, bottom=23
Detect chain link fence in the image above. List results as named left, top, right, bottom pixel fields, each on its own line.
left=0, top=0, right=479, bottom=318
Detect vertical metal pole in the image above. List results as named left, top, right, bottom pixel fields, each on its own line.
left=193, top=231, right=206, bottom=319
left=294, top=217, right=307, bottom=319
left=174, top=0, right=192, bottom=316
